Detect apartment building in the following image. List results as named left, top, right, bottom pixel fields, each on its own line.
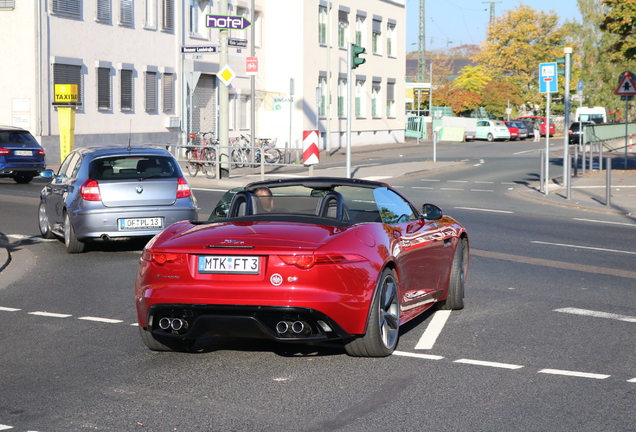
left=0, top=0, right=405, bottom=163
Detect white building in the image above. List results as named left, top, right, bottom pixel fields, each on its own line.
left=0, top=0, right=405, bottom=164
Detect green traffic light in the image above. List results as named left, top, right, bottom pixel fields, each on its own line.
left=352, top=44, right=366, bottom=69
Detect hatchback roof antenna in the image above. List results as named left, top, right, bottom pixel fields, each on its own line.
left=127, top=120, right=132, bottom=151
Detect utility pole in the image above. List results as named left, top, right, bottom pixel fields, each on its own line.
left=482, top=1, right=502, bottom=25
left=417, top=0, right=426, bottom=83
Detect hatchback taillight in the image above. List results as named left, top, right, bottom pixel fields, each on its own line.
left=37, top=149, right=45, bottom=156
left=0, top=148, right=10, bottom=155
left=80, top=179, right=101, bottom=201
left=176, top=177, right=191, bottom=198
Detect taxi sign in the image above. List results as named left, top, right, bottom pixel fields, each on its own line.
left=53, top=84, right=79, bottom=105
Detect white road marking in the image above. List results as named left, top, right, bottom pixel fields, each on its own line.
left=440, top=187, right=464, bottom=191
left=454, top=359, right=524, bottom=370
left=0, top=425, right=13, bottom=430
left=420, top=179, right=441, bottom=182
left=573, top=218, right=636, bottom=227
left=538, top=369, right=610, bottom=380
left=628, top=378, right=636, bottom=383
left=514, top=149, right=537, bottom=155
left=470, top=189, right=494, bottom=192
left=362, top=176, right=392, bottom=181
left=474, top=181, right=494, bottom=184
left=415, top=310, right=451, bottom=350
left=412, top=186, right=434, bottom=190
left=393, top=351, right=444, bottom=360
left=532, top=241, right=636, bottom=255
left=555, top=307, right=636, bottom=323
left=5, top=234, right=56, bottom=242
left=454, top=206, right=514, bottom=214
left=78, top=317, right=124, bottom=324
left=0, top=307, right=20, bottom=312
left=448, top=180, right=468, bottom=183
left=28, top=311, right=72, bottom=318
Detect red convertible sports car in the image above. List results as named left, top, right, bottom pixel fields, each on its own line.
left=135, top=177, right=469, bottom=357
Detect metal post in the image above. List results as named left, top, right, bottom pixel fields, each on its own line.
left=544, top=93, right=551, bottom=193
left=346, top=43, right=352, bottom=178
left=219, top=0, right=229, bottom=176
left=566, top=153, right=572, bottom=200
left=606, top=157, right=611, bottom=206
left=562, top=47, right=572, bottom=188
left=625, top=97, right=630, bottom=170
left=581, top=124, right=587, bottom=175
left=539, top=150, right=545, bottom=194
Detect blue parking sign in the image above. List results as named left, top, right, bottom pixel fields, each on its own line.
left=539, top=62, right=558, bottom=93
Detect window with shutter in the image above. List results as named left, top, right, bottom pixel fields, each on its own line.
left=120, top=0, right=133, bottom=26
left=97, top=67, right=112, bottom=110
left=52, top=0, right=81, bottom=18
left=162, top=73, right=174, bottom=112
left=96, top=0, right=111, bottom=22
left=121, top=69, right=134, bottom=111
left=145, top=71, right=157, bottom=112
left=162, top=0, right=173, bottom=31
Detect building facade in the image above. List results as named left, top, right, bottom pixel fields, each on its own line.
left=0, top=0, right=405, bottom=164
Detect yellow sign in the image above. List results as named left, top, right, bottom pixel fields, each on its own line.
left=217, top=65, right=236, bottom=86
left=54, top=84, right=79, bottom=103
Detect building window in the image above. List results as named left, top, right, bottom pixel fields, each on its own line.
left=0, top=1, right=15, bottom=11
left=52, top=0, right=81, bottom=18
left=97, top=67, right=112, bottom=110
left=145, top=71, right=158, bottom=112
left=338, top=78, right=347, bottom=117
left=120, top=0, right=133, bottom=26
left=338, top=10, right=348, bottom=48
left=162, top=73, right=174, bottom=112
left=318, top=6, right=327, bottom=45
left=162, top=0, right=173, bottom=31
left=253, top=11, right=262, bottom=47
left=372, top=81, right=381, bottom=117
left=355, top=80, right=366, bottom=118
left=121, top=69, right=134, bottom=111
left=144, top=0, right=156, bottom=28
left=233, top=6, right=248, bottom=40
left=96, top=0, right=111, bottom=22
left=387, top=23, right=395, bottom=57
left=372, top=18, right=381, bottom=54
left=239, top=96, right=249, bottom=129
left=53, top=63, right=82, bottom=108
left=189, top=0, right=200, bottom=35
left=386, top=81, right=395, bottom=117
left=355, top=15, right=365, bottom=46
left=318, top=76, right=327, bottom=117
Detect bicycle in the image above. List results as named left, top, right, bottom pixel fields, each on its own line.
left=185, top=131, right=217, bottom=179
left=240, top=134, right=281, bottom=165
left=229, top=136, right=249, bottom=168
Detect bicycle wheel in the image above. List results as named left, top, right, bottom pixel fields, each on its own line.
left=185, top=149, right=199, bottom=177
left=231, top=148, right=247, bottom=168
left=263, top=148, right=281, bottom=164
left=203, top=149, right=217, bottom=179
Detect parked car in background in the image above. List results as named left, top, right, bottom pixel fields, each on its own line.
left=517, top=119, right=535, bottom=139
left=575, top=106, right=607, bottom=124
left=503, top=121, right=520, bottom=140
left=568, top=121, right=595, bottom=144
left=512, top=121, right=528, bottom=140
left=515, top=116, right=555, bottom=137
left=38, top=146, right=198, bottom=253
left=475, top=120, right=511, bottom=141
left=0, top=126, right=46, bottom=183
left=135, top=177, right=469, bottom=357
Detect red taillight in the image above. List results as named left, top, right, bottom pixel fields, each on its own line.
left=37, top=149, right=45, bottom=156
left=279, top=254, right=366, bottom=270
left=0, top=148, right=10, bottom=155
left=176, top=177, right=191, bottom=198
left=80, top=179, right=101, bottom=201
left=141, top=250, right=182, bottom=265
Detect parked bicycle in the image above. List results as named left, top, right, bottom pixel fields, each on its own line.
left=185, top=131, right=217, bottom=179
left=241, top=134, right=282, bottom=165
left=229, top=136, right=249, bottom=168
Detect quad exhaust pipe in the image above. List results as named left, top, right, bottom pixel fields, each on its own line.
left=276, top=320, right=311, bottom=336
left=158, top=317, right=188, bottom=332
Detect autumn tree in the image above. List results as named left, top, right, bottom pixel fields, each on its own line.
left=432, top=83, right=481, bottom=115
left=452, top=65, right=491, bottom=94
left=480, top=79, right=523, bottom=118
left=474, top=4, right=567, bottom=109
left=600, top=0, right=636, bottom=61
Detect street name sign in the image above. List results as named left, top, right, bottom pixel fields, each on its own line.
left=181, top=46, right=217, bottom=53
left=206, top=14, right=251, bottom=29
left=229, top=38, right=248, bottom=48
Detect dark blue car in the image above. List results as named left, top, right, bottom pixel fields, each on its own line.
left=0, top=126, right=46, bottom=183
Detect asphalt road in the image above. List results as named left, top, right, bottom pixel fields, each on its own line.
left=0, top=140, right=635, bottom=432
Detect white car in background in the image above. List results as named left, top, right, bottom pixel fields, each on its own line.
left=475, top=120, right=511, bottom=142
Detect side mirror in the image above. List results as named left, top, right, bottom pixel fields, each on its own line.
left=421, top=203, right=443, bottom=220
left=40, top=169, right=55, bottom=179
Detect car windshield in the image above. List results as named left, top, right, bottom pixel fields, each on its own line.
left=89, top=155, right=179, bottom=180
left=0, top=131, right=39, bottom=145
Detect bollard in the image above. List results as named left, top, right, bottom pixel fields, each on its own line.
left=566, top=154, right=572, bottom=200
left=605, top=157, right=611, bottom=207
left=539, top=150, right=545, bottom=194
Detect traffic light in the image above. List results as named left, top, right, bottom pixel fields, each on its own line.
left=556, top=56, right=569, bottom=76
left=351, top=44, right=366, bottom=69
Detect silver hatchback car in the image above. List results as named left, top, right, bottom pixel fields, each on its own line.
left=38, top=146, right=198, bottom=253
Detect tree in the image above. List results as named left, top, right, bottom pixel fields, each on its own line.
left=600, top=0, right=636, bottom=61
left=432, top=83, right=481, bottom=115
left=480, top=79, right=523, bottom=118
left=452, top=65, right=491, bottom=94
left=475, top=4, right=568, bottom=108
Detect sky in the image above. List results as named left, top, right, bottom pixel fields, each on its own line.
left=406, top=0, right=583, bottom=52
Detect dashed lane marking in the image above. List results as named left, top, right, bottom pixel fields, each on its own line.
left=27, top=311, right=72, bottom=318
left=454, top=359, right=524, bottom=370
left=573, top=218, right=636, bottom=227
left=453, top=207, right=514, bottom=213
left=555, top=307, right=636, bottom=323
left=78, top=317, right=124, bottom=324
left=415, top=310, right=451, bottom=350
left=538, top=369, right=610, bottom=380
left=532, top=240, right=636, bottom=255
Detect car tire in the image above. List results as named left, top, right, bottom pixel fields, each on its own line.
left=64, top=212, right=85, bottom=254
left=345, top=267, right=400, bottom=357
left=487, top=133, right=494, bottom=142
left=440, top=238, right=468, bottom=310
left=13, top=173, right=34, bottom=184
left=38, top=201, right=56, bottom=239
left=138, top=327, right=196, bottom=352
